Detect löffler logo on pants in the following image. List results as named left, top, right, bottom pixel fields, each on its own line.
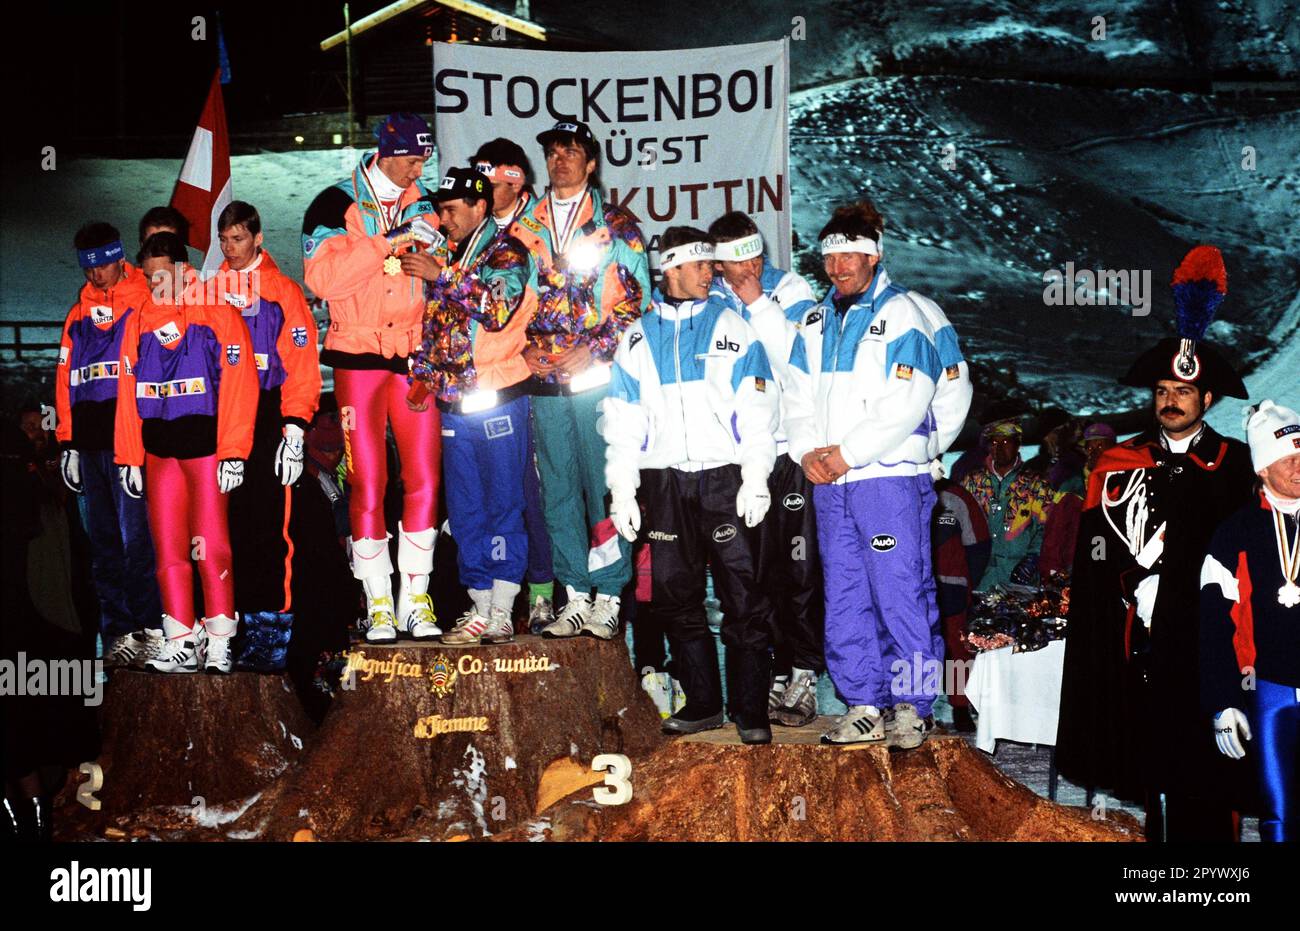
left=871, top=534, right=897, bottom=552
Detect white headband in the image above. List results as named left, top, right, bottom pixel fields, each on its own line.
left=714, top=233, right=763, bottom=262
left=659, top=240, right=715, bottom=271
left=820, top=233, right=880, bottom=256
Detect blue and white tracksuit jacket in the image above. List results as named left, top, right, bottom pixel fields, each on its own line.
left=601, top=297, right=778, bottom=495
left=784, top=266, right=972, bottom=713
left=709, top=260, right=817, bottom=451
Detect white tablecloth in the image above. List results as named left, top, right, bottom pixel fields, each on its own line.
left=965, top=640, right=1066, bottom=754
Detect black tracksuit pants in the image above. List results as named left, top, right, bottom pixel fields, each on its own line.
left=640, top=465, right=774, bottom=651
left=758, top=453, right=825, bottom=674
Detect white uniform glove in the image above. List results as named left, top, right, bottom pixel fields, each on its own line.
left=409, top=216, right=439, bottom=247
left=118, top=464, right=143, bottom=499
left=217, top=459, right=245, bottom=494
left=928, top=458, right=946, bottom=481
left=736, top=480, right=771, bottom=528
left=1213, top=708, right=1251, bottom=760
left=609, top=490, right=640, bottom=543
left=1133, top=573, right=1160, bottom=629
left=275, top=424, right=305, bottom=487
left=61, top=449, right=83, bottom=494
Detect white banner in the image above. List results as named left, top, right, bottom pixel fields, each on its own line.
left=432, top=39, right=791, bottom=274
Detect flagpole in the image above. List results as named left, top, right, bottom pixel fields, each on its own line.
left=344, top=3, right=355, bottom=147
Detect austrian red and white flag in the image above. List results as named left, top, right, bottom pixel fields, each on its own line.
left=170, top=69, right=232, bottom=276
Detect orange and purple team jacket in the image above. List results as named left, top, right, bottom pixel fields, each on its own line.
left=301, top=152, right=440, bottom=372
left=55, top=263, right=154, bottom=451
left=213, top=249, right=321, bottom=430
left=114, top=270, right=258, bottom=466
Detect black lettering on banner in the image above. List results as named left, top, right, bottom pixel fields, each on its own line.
left=507, top=75, right=540, bottom=118
left=618, top=77, right=650, bottom=122
left=654, top=75, right=686, bottom=120
left=546, top=78, right=578, bottom=120
left=728, top=70, right=758, bottom=112
left=474, top=72, right=504, bottom=115
left=435, top=69, right=469, bottom=113
left=582, top=78, right=611, bottom=122
left=662, top=138, right=683, bottom=165
left=606, top=132, right=632, bottom=167
left=693, top=73, right=721, bottom=118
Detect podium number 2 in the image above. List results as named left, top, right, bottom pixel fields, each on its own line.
left=591, top=754, right=632, bottom=806
left=77, top=762, right=103, bottom=811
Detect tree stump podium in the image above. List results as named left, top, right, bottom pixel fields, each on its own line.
left=55, top=670, right=315, bottom=839
left=237, top=634, right=665, bottom=841
left=498, top=718, right=1143, bottom=842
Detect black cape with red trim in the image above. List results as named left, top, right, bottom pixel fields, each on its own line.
left=1056, top=424, right=1257, bottom=803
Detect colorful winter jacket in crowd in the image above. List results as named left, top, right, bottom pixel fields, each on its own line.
left=114, top=270, right=258, bottom=465
left=785, top=266, right=971, bottom=479
left=55, top=263, right=154, bottom=451
left=603, top=296, right=778, bottom=490
left=1199, top=491, right=1300, bottom=714
left=213, top=250, right=321, bottom=430
left=301, top=152, right=439, bottom=371
left=708, top=260, right=816, bottom=447
left=960, top=456, right=1060, bottom=590
left=509, top=185, right=651, bottom=386
left=409, top=218, right=538, bottom=407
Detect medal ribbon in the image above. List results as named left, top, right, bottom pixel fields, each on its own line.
left=1274, top=509, right=1300, bottom=588
left=545, top=187, right=591, bottom=259
left=452, top=219, right=492, bottom=272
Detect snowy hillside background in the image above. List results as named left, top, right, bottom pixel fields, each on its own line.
left=3, top=0, right=1297, bottom=426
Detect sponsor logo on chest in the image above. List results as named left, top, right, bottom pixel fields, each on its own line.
left=89, top=305, right=114, bottom=326
left=154, top=322, right=181, bottom=346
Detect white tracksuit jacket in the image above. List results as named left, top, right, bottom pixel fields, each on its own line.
left=601, top=296, right=779, bottom=496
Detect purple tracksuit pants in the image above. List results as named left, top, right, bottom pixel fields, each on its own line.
left=815, top=474, right=942, bottom=716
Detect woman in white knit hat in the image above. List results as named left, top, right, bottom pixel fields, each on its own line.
left=1199, top=399, right=1300, bottom=842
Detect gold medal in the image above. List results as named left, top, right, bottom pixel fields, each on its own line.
left=383, top=255, right=402, bottom=276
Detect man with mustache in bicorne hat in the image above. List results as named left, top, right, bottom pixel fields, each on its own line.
left=1057, top=245, right=1258, bottom=842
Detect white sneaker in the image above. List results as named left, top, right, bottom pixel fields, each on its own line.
left=104, top=631, right=156, bottom=669
left=398, top=592, right=441, bottom=640
left=441, top=609, right=490, bottom=645
left=483, top=606, right=515, bottom=644
left=542, top=594, right=589, bottom=639
left=145, top=632, right=201, bottom=674
left=364, top=596, right=398, bottom=643
left=820, top=705, right=885, bottom=745
left=581, top=596, right=621, bottom=640
left=202, top=615, right=238, bottom=674
left=641, top=671, right=674, bottom=719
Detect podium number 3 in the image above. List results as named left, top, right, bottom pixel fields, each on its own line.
left=591, top=754, right=632, bottom=806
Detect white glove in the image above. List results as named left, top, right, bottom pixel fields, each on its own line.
left=410, top=216, right=439, bottom=247
left=275, top=424, right=305, bottom=487
left=217, top=459, right=245, bottom=494
left=1213, top=708, right=1251, bottom=760
left=118, top=464, right=143, bottom=499
left=736, top=480, right=771, bottom=528
left=61, top=449, right=83, bottom=493
left=1133, top=573, right=1160, bottom=629
left=928, top=458, right=946, bottom=481
left=610, top=492, right=640, bottom=543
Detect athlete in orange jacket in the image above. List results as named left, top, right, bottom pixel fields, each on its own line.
left=301, top=112, right=443, bottom=641
left=115, top=232, right=258, bottom=673
left=55, top=221, right=163, bottom=666
left=214, top=201, right=322, bottom=657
